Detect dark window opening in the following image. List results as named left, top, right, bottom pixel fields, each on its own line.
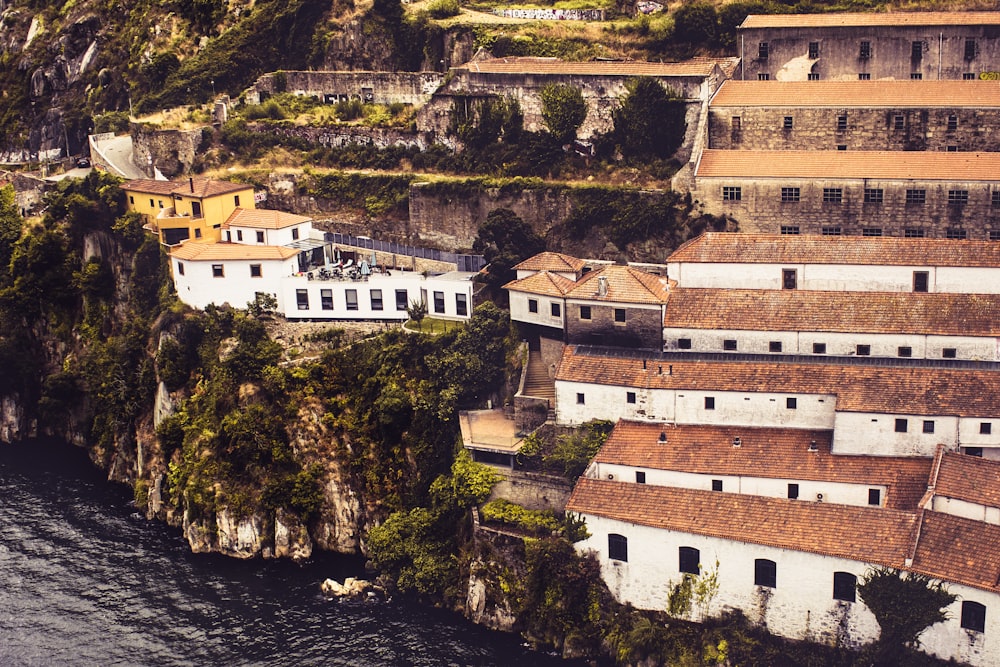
left=894, top=115, right=905, bottom=130
left=788, top=483, right=800, bottom=499
left=758, top=42, right=769, bottom=59
left=345, top=289, right=358, bottom=311
left=823, top=188, right=843, bottom=203
left=769, top=341, right=783, bottom=353
left=396, top=289, right=408, bottom=310
left=635, top=471, right=646, bottom=484
left=212, top=264, right=224, bottom=278
left=711, top=479, right=723, bottom=492
left=608, top=534, right=628, bottom=562
left=980, top=422, right=992, bottom=435
left=250, top=264, right=261, bottom=277
left=857, top=344, right=872, bottom=356
left=679, top=547, right=700, bottom=575
left=862, top=228, right=883, bottom=237
left=723, top=339, right=737, bottom=351
left=678, top=338, right=692, bottom=350
left=321, top=289, right=333, bottom=310
left=528, top=299, right=538, bottom=313
left=911, top=41, right=922, bottom=60
left=923, top=420, right=935, bottom=434
left=579, top=305, right=591, bottom=320
left=781, top=187, right=800, bottom=203
left=576, top=393, right=585, bottom=405
left=965, top=39, right=977, bottom=60
left=256, top=230, right=264, bottom=243
left=433, top=291, right=445, bottom=314
left=906, top=189, right=926, bottom=204
left=961, top=601, right=986, bottom=633
left=781, top=225, right=800, bottom=235
left=864, top=188, right=883, bottom=203
left=833, top=572, right=857, bottom=602
left=895, top=418, right=908, bottom=433
left=786, top=397, right=797, bottom=409
left=456, top=294, right=468, bottom=317
left=627, top=391, right=637, bottom=404
left=868, top=488, right=881, bottom=506
left=370, top=289, right=384, bottom=311
left=614, top=308, right=626, bottom=323
left=296, top=289, right=309, bottom=311
left=551, top=302, right=561, bottom=317
left=704, top=397, right=715, bottom=410
left=898, top=346, right=912, bottom=358
left=755, top=559, right=777, bottom=588
left=943, top=348, right=957, bottom=358
left=808, top=42, right=819, bottom=59
left=837, top=114, right=848, bottom=131
left=948, top=115, right=958, bottom=131
left=783, top=116, right=793, bottom=130
left=813, top=343, right=826, bottom=354
left=913, top=271, right=929, bottom=292
left=860, top=41, right=871, bottom=59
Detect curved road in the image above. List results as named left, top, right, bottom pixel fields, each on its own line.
left=95, top=134, right=146, bottom=179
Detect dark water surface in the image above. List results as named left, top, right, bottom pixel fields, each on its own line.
left=0, top=440, right=568, bottom=666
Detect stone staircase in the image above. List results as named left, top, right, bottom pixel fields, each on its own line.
left=522, top=351, right=555, bottom=408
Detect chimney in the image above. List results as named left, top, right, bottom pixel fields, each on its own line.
left=658, top=431, right=667, bottom=443
left=189, top=177, right=194, bottom=193
left=597, top=275, right=608, bottom=297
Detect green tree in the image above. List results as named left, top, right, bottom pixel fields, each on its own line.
left=612, top=77, right=687, bottom=162
left=407, top=299, right=428, bottom=331
left=672, top=2, right=719, bottom=45
left=473, top=208, right=545, bottom=293
left=540, top=84, right=588, bottom=144
left=448, top=96, right=523, bottom=150
left=858, top=567, right=956, bottom=666
left=0, top=183, right=23, bottom=281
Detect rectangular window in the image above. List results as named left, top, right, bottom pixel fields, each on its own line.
left=704, top=397, right=715, bottom=410
left=858, top=72, right=871, bottom=80
left=194, top=229, right=202, bottom=239
left=821, top=226, right=842, bottom=236
left=758, top=73, right=770, bottom=81
left=906, top=189, right=926, bottom=204
left=177, top=262, right=185, bottom=276
left=788, top=483, right=800, bottom=499
left=905, top=228, right=925, bottom=238
left=528, top=299, right=538, bottom=313
left=913, top=271, right=929, bottom=292
left=898, top=346, right=912, bottom=358
left=627, top=391, right=636, bottom=404
left=635, top=471, right=645, bottom=484
left=813, top=342, right=826, bottom=354
left=981, top=422, right=992, bottom=435
left=711, top=479, right=723, bottom=492
left=911, top=41, right=922, bottom=60
left=433, top=291, right=445, bottom=314
left=722, top=186, right=742, bottom=201
left=456, top=293, right=468, bottom=317
left=833, top=572, right=856, bottom=602
left=868, top=489, right=881, bottom=506
left=808, top=72, right=820, bottom=81
left=234, top=195, right=240, bottom=207
left=550, top=302, right=561, bottom=317
left=212, top=264, right=224, bottom=277
left=250, top=264, right=262, bottom=277
left=862, top=227, right=883, bottom=237
left=256, top=231, right=264, bottom=243
left=149, top=199, right=155, bottom=208
left=781, top=187, right=800, bottom=203
left=837, top=114, right=848, bottom=131
left=780, top=225, right=800, bottom=235
left=864, top=188, right=883, bottom=203
left=679, top=547, right=700, bottom=575
left=967, top=447, right=984, bottom=457
left=678, top=338, right=692, bottom=350
left=345, top=289, right=358, bottom=310
left=992, top=231, right=1000, bottom=241
left=947, top=228, right=968, bottom=240
left=296, top=289, right=309, bottom=310
left=731, top=116, right=741, bottom=131
left=758, top=42, right=769, bottom=59
left=857, top=344, right=871, bottom=356
left=614, top=308, right=626, bottom=323
left=965, top=72, right=977, bottom=80
left=859, top=41, right=871, bottom=59
left=395, top=289, right=408, bottom=310
left=943, top=348, right=957, bottom=359
left=895, top=418, right=908, bottom=433
left=823, top=188, right=843, bottom=203
left=786, top=397, right=797, bottom=409
left=158, top=200, right=164, bottom=209
left=993, top=191, right=1000, bottom=207
left=370, top=289, right=383, bottom=311
left=291, top=228, right=300, bottom=240
left=783, top=116, right=793, bottom=130
left=961, top=601, right=986, bottom=633
left=782, top=269, right=797, bottom=290
left=910, top=72, right=923, bottom=80
left=755, top=559, right=777, bottom=588
left=579, top=305, right=591, bottom=320
left=723, top=339, right=737, bottom=351
left=129, top=195, right=135, bottom=204
left=321, top=289, right=333, bottom=310
left=237, top=230, right=244, bottom=242
left=923, top=420, right=935, bottom=434
left=947, top=145, right=958, bottom=152
left=808, top=42, right=819, bottom=59
left=948, top=115, right=958, bottom=131
left=965, top=38, right=977, bottom=60
left=576, top=393, right=585, bottom=405
left=893, top=114, right=905, bottom=130
left=949, top=190, right=969, bottom=205
left=608, top=534, right=628, bottom=562
left=837, top=144, right=847, bottom=151
left=769, top=341, right=782, bottom=353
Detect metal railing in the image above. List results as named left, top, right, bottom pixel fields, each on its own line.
left=323, top=231, right=485, bottom=272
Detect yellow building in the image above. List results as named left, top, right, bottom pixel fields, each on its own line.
left=123, top=177, right=256, bottom=245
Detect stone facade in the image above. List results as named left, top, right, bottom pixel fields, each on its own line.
left=564, top=303, right=663, bottom=349
left=131, top=123, right=209, bottom=178
left=710, top=107, right=1000, bottom=151
left=738, top=20, right=1000, bottom=81
left=695, top=175, right=1000, bottom=239
left=247, top=71, right=446, bottom=106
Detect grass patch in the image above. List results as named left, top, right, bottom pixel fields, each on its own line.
left=403, top=317, right=465, bottom=334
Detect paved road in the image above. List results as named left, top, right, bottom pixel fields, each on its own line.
left=95, top=135, right=146, bottom=179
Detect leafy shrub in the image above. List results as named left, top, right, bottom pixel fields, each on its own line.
left=480, top=499, right=561, bottom=535
left=427, top=0, right=460, bottom=18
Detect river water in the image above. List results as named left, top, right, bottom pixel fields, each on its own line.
left=0, top=440, right=569, bottom=666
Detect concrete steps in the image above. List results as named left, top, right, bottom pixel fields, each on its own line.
left=522, top=351, right=555, bottom=403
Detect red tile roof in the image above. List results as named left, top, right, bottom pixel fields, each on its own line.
left=567, top=477, right=917, bottom=567
left=597, top=421, right=931, bottom=509
left=740, top=11, right=1000, bottom=28
left=513, top=251, right=587, bottom=273
left=504, top=270, right=577, bottom=297
left=556, top=346, right=1000, bottom=417
left=170, top=242, right=300, bottom=261
left=565, top=265, right=671, bottom=305
left=663, top=288, right=1000, bottom=336
left=696, top=149, right=1000, bottom=181
left=911, top=511, right=1000, bottom=593
left=711, top=80, right=1000, bottom=109
left=934, top=452, right=1000, bottom=509
left=457, top=56, right=722, bottom=77
left=668, top=232, right=1000, bottom=267
left=124, top=178, right=250, bottom=198
left=223, top=208, right=312, bottom=230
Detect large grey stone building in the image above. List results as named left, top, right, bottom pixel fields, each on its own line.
left=737, top=11, right=1000, bottom=82
left=708, top=80, right=1000, bottom=151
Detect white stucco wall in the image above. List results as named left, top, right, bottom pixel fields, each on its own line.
left=509, top=291, right=566, bottom=330
left=173, top=256, right=296, bottom=310
left=832, top=413, right=958, bottom=457
left=930, top=496, right=1000, bottom=526
left=224, top=223, right=313, bottom=246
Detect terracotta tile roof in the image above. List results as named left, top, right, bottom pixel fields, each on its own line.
left=124, top=178, right=249, bottom=198
left=711, top=80, right=1000, bottom=109
left=567, top=477, right=916, bottom=567
left=223, top=208, right=312, bottom=230
left=597, top=421, right=931, bottom=509
left=170, top=242, right=300, bottom=261
left=557, top=346, right=1000, bottom=417
left=911, top=511, right=1000, bottom=593
left=934, top=452, right=1000, bottom=509
left=668, top=232, right=1000, bottom=267
left=504, top=270, right=577, bottom=297
left=696, top=149, right=1000, bottom=181
left=663, top=288, right=1000, bottom=336
left=740, top=11, right=1000, bottom=29
left=513, top=251, right=587, bottom=273
left=564, top=265, right=671, bottom=305
left=457, top=56, right=720, bottom=77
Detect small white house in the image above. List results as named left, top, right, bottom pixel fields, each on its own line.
left=222, top=208, right=314, bottom=247
left=170, top=242, right=300, bottom=310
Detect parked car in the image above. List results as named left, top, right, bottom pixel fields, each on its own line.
left=76, top=157, right=91, bottom=168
